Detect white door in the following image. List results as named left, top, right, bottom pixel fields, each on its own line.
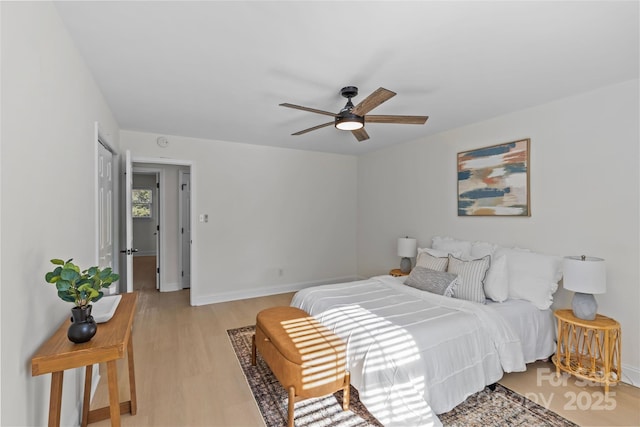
left=97, top=142, right=115, bottom=293
left=179, top=171, right=191, bottom=288
left=124, top=150, right=135, bottom=292
left=155, top=173, right=160, bottom=290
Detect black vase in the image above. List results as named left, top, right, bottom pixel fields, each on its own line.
left=68, top=305, right=97, bottom=343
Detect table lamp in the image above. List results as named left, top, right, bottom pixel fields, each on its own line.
left=562, top=255, right=606, bottom=320
left=397, top=237, right=417, bottom=274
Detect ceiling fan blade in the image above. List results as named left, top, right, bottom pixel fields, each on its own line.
left=279, top=103, right=337, bottom=117
left=292, top=121, right=334, bottom=136
left=351, top=128, right=370, bottom=142
left=351, top=87, right=396, bottom=116
left=365, top=115, right=429, bottom=125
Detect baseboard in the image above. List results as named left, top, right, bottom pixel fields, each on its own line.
left=621, top=363, right=640, bottom=387
left=192, top=275, right=360, bottom=306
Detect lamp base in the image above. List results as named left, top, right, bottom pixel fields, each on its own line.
left=400, top=257, right=411, bottom=274
left=571, top=292, right=597, bottom=320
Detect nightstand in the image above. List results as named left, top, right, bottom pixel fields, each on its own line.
left=552, top=309, right=621, bottom=394
left=389, top=268, right=409, bottom=277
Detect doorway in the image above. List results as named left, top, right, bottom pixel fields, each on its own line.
left=124, top=155, right=194, bottom=302
left=132, top=169, right=160, bottom=291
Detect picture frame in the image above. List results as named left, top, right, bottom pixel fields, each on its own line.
left=457, top=139, right=530, bottom=216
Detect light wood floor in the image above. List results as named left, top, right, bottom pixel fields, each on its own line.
left=132, top=256, right=158, bottom=292
left=90, top=271, right=640, bottom=426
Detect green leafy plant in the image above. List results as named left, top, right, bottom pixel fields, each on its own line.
left=45, top=258, right=120, bottom=307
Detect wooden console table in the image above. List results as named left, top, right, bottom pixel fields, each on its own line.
left=552, top=309, right=621, bottom=394
left=32, top=292, right=138, bottom=427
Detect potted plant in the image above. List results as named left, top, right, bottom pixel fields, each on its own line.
left=45, top=258, right=120, bottom=343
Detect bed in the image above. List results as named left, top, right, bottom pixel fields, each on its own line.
left=291, top=239, right=561, bottom=427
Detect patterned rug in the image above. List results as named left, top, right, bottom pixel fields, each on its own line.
left=228, top=325, right=578, bottom=427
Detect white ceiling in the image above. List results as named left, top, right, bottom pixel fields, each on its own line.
left=54, top=1, right=638, bottom=156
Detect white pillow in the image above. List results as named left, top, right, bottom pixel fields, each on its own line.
left=432, top=236, right=472, bottom=259
left=470, top=241, right=499, bottom=259
left=510, top=276, right=559, bottom=310
left=416, top=252, right=449, bottom=271
left=497, top=247, right=563, bottom=309
left=471, top=242, right=508, bottom=302
left=500, top=248, right=563, bottom=283
left=417, top=247, right=462, bottom=258
left=484, top=254, right=509, bottom=302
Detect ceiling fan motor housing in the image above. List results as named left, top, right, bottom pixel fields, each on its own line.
left=340, top=86, right=358, bottom=99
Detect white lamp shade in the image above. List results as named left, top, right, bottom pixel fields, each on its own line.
left=563, top=256, right=606, bottom=294
left=397, top=237, right=417, bottom=258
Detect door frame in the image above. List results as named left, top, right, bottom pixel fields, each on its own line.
left=132, top=167, right=163, bottom=291
left=129, top=156, right=196, bottom=305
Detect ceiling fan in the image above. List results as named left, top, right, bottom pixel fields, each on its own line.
left=279, top=86, right=429, bottom=142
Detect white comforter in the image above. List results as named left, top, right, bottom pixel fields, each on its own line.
left=291, top=276, right=526, bottom=427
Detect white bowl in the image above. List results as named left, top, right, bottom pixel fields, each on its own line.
left=92, top=294, right=122, bottom=323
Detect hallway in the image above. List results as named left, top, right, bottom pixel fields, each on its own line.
left=133, top=255, right=156, bottom=291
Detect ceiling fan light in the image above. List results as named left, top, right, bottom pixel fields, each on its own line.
left=335, top=114, right=364, bottom=131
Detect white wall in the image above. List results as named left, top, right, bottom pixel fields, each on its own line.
left=120, top=131, right=359, bottom=304
left=0, top=2, right=120, bottom=425
left=357, top=79, right=640, bottom=385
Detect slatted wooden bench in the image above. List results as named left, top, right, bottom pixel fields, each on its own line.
left=251, top=306, right=350, bottom=427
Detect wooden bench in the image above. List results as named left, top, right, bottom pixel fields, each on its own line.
left=251, top=306, right=350, bottom=427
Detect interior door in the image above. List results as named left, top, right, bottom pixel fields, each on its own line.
left=124, top=150, right=134, bottom=292
left=97, top=142, right=114, bottom=293
left=180, top=171, right=191, bottom=288
left=155, top=173, right=160, bottom=290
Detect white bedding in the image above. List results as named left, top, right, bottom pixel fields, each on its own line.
left=291, top=275, right=526, bottom=427
left=485, top=298, right=556, bottom=363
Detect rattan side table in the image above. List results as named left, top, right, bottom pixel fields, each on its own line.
left=552, top=309, right=621, bottom=394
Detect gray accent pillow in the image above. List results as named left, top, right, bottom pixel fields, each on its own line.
left=447, top=254, right=491, bottom=303
left=404, top=266, right=459, bottom=297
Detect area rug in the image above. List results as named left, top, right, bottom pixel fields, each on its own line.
left=228, top=325, right=578, bottom=427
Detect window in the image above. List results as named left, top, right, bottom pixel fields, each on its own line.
left=132, top=189, right=153, bottom=218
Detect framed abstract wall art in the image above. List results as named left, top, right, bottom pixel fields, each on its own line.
left=457, top=139, right=530, bottom=216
